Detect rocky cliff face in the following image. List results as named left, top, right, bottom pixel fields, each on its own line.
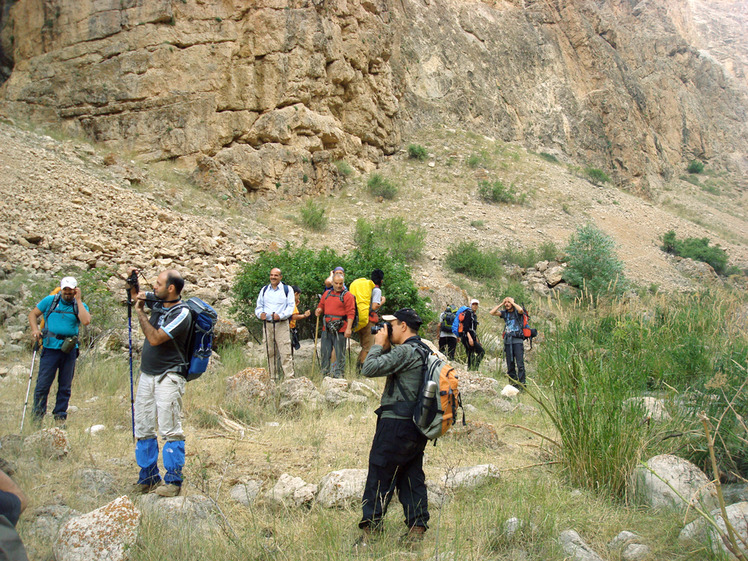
left=0, top=0, right=746, bottom=196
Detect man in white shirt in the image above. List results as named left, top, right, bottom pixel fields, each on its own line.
left=255, top=268, right=296, bottom=381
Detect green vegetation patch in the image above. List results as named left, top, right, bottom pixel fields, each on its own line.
left=366, top=173, right=398, bottom=199
left=661, top=230, right=729, bottom=275
left=446, top=241, right=502, bottom=279
left=354, top=216, right=425, bottom=263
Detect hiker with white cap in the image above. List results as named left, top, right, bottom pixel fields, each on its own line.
left=460, top=298, right=484, bottom=371
left=27, top=276, right=91, bottom=425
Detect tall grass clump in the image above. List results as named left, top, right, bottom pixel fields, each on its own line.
left=353, top=216, right=425, bottom=263
left=564, top=223, right=625, bottom=296
left=661, top=230, right=729, bottom=275
left=407, top=144, right=428, bottom=160
left=535, top=290, right=748, bottom=483
left=366, top=173, right=398, bottom=199
left=446, top=241, right=502, bottom=279
left=298, top=199, right=328, bottom=231
left=532, top=341, right=662, bottom=500
left=467, top=150, right=491, bottom=168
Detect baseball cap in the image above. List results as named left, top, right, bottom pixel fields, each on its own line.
left=60, top=277, right=77, bottom=289
left=382, top=308, right=423, bottom=331
left=470, top=298, right=479, bottom=305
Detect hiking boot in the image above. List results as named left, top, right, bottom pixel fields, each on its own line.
left=155, top=483, right=181, bottom=497
left=399, top=525, right=426, bottom=545
left=130, top=481, right=161, bottom=495
left=352, top=526, right=380, bottom=554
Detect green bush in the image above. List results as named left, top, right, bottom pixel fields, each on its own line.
left=661, top=230, right=729, bottom=274
left=353, top=217, right=425, bottom=263
left=478, top=180, right=521, bottom=204
left=539, top=152, right=559, bottom=164
left=333, top=160, right=353, bottom=178
left=564, top=224, right=625, bottom=296
left=445, top=241, right=502, bottom=279
left=298, top=199, right=327, bottom=231
left=500, top=241, right=559, bottom=269
left=687, top=159, right=705, bottom=174
left=407, top=144, right=428, bottom=161
left=231, top=244, right=432, bottom=340
left=367, top=173, right=398, bottom=199
left=584, top=167, right=610, bottom=186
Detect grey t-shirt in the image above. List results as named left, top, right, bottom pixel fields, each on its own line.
left=140, top=294, right=192, bottom=376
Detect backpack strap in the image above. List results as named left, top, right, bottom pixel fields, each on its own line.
left=167, top=301, right=194, bottom=375
left=42, top=293, right=80, bottom=342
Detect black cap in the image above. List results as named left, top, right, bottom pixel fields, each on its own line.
left=382, top=308, right=423, bottom=331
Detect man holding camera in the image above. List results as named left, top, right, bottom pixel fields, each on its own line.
left=357, top=308, right=429, bottom=546
left=315, top=274, right=355, bottom=378
left=28, top=276, right=91, bottom=425
left=127, top=269, right=191, bottom=498
left=490, top=297, right=526, bottom=387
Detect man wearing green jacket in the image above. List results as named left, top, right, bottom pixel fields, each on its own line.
left=358, top=308, right=428, bottom=546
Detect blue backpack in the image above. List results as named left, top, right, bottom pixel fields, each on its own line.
left=176, top=298, right=218, bottom=381
left=451, top=305, right=469, bottom=336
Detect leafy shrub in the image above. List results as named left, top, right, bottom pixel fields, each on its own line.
left=687, top=159, right=705, bottom=174
left=298, top=199, right=327, bottom=231
left=478, top=180, right=522, bottom=204
left=367, top=173, right=398, bottom=199
left=500, top=241, right=559, bottom=269
left=539, top=152, right=559, bottom=164
left=470, top=220, right=484, bottom=229
left=446, top=241, right=502, bottom=279
left=333, top=160, right=353, bottom=178
left=584, top=167, right=610, bottom=186
left=231, top=244, right=432, bottom=340
left=564, top=224, right=625, bottom=296
left=661, top=230, right=729, bottom=274
left=407, top=144, right=428, bottom=160
left=353, top=217, right=425, bottom=263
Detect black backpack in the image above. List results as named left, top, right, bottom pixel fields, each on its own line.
left=440, top=306, right=456, bottom=332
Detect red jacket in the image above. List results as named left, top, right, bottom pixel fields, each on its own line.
left=318, top=289, right=356, bottom=332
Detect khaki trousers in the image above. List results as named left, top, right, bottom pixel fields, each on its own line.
left=263, top=320, right=294, bottom=381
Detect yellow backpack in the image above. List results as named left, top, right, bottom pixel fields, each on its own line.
left=349, top=278, right=375, bottom=333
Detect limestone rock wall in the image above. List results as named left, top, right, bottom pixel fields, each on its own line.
left=392, top=0, right=748, bottom=192
left=0, top=0, right=399, bottom=198
left=0, top=0, right=746, bottom=194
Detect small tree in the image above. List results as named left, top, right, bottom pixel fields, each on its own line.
left=564, top=224, right=626, bottom=296
left=687, top=160, right=705, bottom=174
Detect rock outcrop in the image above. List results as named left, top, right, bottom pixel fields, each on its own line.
left=1, top=0, right=746, bottom=193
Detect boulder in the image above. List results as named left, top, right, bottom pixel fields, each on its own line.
left=634, top=454, right=718, bottom=511
left=448, top=421, right=505, bottom=449
left=443, top=464, right=501, bottom=490
left=458, top=371, right=501, bottom=399
left=230, top=480, right=263, bottom=507
left=78, top=469, right=117, bottom=496
left=623, top=396, right=671, bottom=422
left=226, top=367, right=275, bottom=400
left=265, top=474, right=317, bottom=508
left=348, top=381, right=379, bottom=400
left=138, top=493, right=219, bottom=532
left=315, top=469, right=367, bottom=508
left=622, top=543, right=652, bottom=561
left=558, top=529, right=604, bottom=561
left=278, top=377, right=324, bottom=410
left=25, top=505, right=81, bottom=553
left=679, top=501, right=748, bottom=559
left=426, top=481, right=451, bottom=510
left=53, top=496, right=139, bottom=561
left=24, top=427, right=69, bottom=458
left=607, top=531, right=640, bottom=550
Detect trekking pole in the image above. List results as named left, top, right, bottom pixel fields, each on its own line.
left=263, top=320, right=272, bottom=381
left=20, top=340, right=40, bottom=432
left=272, top=319, right=278, bottom=382
left=127, top=291, right=136, bottom=443
left=346, top=334, right=351, bottom=378
left=311, top=314, right=320, bottom=379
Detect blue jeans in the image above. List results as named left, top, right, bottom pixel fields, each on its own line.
left=33, top=347, right=77, bottom=420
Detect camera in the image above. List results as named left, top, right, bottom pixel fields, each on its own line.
left=371, top=321, right=391, bottom=336
left=125, top=269, right=140, bottom=294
